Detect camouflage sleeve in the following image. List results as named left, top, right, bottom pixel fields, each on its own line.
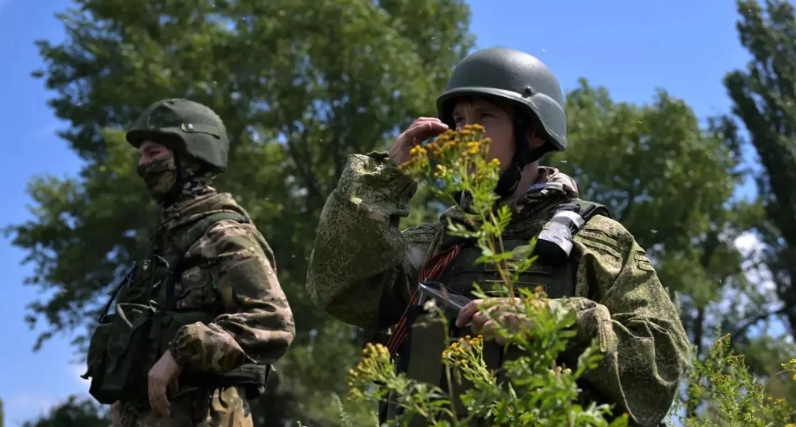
left=168, top=220, right=296, bottom=374
left=306, top=152, right=438, bottom=331
left=550, top=215, right=690, bottom=427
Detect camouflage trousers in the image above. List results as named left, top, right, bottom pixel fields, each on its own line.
left=120, top=386, right=252, bottom=427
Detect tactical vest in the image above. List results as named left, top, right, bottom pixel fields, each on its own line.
left=82, top=212, right=271, bottom=406
left=383, top=199, right=611, bottom=426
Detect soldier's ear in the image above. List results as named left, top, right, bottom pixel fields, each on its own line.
left=525, top=126, right=546, bottom=149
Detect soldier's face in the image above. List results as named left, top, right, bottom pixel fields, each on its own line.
left=138, top=140, right=171, bottom=166
left=452, top=98, right=546, bottom=173
left=452, top=98, right=517, bottom=174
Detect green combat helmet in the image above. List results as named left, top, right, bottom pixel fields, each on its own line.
left=126, top=98, right=229, bottom=173
left=436, top=46, right=567, bottom=198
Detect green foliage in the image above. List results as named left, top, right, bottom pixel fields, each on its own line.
left=20, top=396, right=110, bottom=427
left=724, top=0, right=796, bottom=337
left=673, top=335, right=796, bottom=426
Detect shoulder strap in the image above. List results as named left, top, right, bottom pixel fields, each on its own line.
left=174, top=211, right=252, bottom=255
left=571, top=199, right=612, bottom=222
left=165, top=211, right=251, bottom=311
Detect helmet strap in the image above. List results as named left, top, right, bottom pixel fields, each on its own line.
left=493, top=123, right=546, bottom=199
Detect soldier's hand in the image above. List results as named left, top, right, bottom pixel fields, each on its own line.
left=388, top=117, right=448, bottom=166
left=456, top=297, right=533, bottom=346
left=110, top=401, right=121, bottom=427
left=147, top=350, right=183, bottom=417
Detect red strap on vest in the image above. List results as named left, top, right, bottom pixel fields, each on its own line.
left=385, top=244, right=463, bottom=357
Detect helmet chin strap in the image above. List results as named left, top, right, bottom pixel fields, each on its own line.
left=493, top=123, right=547, bottom=200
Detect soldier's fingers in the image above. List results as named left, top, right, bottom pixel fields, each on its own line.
left=148, top=377, right=157, bottom=414
left=471, top=311, right=488, bottom=332
left=401, top=117, right=438, bottom=140
left=403, top=120, right=448, bottom=144
left=498, top=312, right=518, bottom=331
left=111, top=402, right=121, bottom=427
left=155, top=386, right=171, bottom=417
left=408, top=117, right=443, bottom=128
left=148, top=377, right=169, bottom=416
left=477, top=319, right=499, bottom=339
left=456, top=299, right=483, bottom=327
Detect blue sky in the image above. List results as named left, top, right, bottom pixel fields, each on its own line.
left=0, top=0, right=756, bottom=424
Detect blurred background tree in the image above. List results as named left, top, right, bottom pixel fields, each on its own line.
left=721, top=0, right=796, bottom=401
left=20, top=397, right=109, bottom=427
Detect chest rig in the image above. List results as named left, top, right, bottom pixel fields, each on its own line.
left=380, top=189, right=611, bottom=426
left=82, top=212, right=271, bottom=406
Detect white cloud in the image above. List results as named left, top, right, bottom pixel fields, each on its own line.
left=734, top=232, right=761, bottom=253
left=734, top=231, right=775, bottom=292
left=728, top=232, right=791, bottom=338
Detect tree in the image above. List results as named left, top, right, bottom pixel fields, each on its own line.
left=722, top=0, right=796, bottom=402
left=5, top=0, right=474, bottom=425
left=724, top=0, right=796, bottom=336
left=547, top=79, right=752, bottom=349
left=21, top=396, right=110, bottom=427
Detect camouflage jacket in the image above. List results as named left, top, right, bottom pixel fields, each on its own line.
left=158, top=191, right=295, bottom=374
left=306, top=152, right=690, bottom=427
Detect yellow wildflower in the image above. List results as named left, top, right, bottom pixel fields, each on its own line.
left=409, top=145, right=426, bottom=158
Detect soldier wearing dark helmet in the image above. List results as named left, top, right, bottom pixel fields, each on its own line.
left=306, top=47, right=690, bottom=427
left=82, top=99, right=295, bottom=427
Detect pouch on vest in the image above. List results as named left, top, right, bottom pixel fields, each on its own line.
left=84, top=262, right=139, bottom=404
left=95, top=302, right=158, bottom=403
left=92, top=251, right=171, bottom=405
left=83, top=321, right=113, bottom=403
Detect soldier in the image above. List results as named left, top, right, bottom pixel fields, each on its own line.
left=81, top=98, right=295, bottom=427
left=306, top=47, right=690, bottom=427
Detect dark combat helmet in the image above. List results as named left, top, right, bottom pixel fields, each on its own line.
left=436, top=47, right=567, bottom=197
left=126, top=98, right=229, bottom=173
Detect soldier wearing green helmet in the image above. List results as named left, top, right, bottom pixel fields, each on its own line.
left=82, top=99, right=295, bottom=427
left=306, top=47, right=689, bottom=426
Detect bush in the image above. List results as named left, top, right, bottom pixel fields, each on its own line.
left=672, top=334, right=796, bottom=426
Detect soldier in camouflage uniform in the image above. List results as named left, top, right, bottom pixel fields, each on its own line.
left=82, top=99, right=295, bottom=427
left=306, top=47, right=690, bottom=427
